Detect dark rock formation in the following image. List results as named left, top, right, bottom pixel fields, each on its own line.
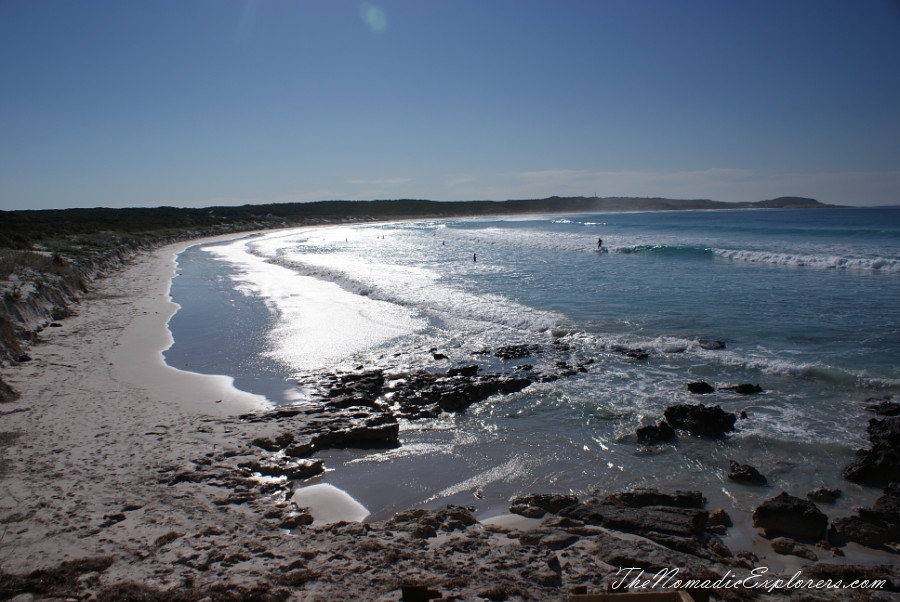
left=308, top=350, right=592, bottom=422
left=807, top=487, right=842, bottom=504
left=727, top=460, right=767, bottom=486
left=447, top=364, right=479, bottom=378
left=698, top=339, right=725, bottom=350
left=686, top=381, right=715, bottom=394
left=828, top=483, right=900, bottom=550
left=708, top=509, right=732, bottom=528
left=387, top=505, right=478, bottom=539
left=865, top=396, right=900, bottom=416
left=561, top=490, right=709, bottom=555
left=563, top=500, right=707, bottom=539
left=493, top=344, right=540, bottom=360
left=718, top=384, right=763, bottom=395
left=509, top=494, right=579, bottom=518
left=320, top=370, right=385, bottom=408
left=388, top=370, right=534, bottom=417
left=842, top=416, right=900, bottom=485
left=752, top=492, right=828, bottom=541
left=608, top=344, right=650, bottom=360
left=770, top=537, right=818, bottom=561
left=601, top=489, right=706, bottom=509
left=636, top=421, right=675, bottom=444
left=663, top=403, right=736, bottom=437
left=622, top=348, right=649, bottom=360
left=240, top=405, right=400, bottom=451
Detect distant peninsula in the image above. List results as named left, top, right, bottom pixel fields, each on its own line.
left=0, top=195, right=832, bottom=252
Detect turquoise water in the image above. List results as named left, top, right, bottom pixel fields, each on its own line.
left=166, top=206, right=900, bottom=527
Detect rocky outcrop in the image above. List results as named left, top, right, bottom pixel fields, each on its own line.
left=601, top=489, right=706, bottom=509
left=842, top=416, right=900, bottom=485
left=493, top=344, right=541, bottom=360
left=239, top=404, right=401, bottom=452
left=686, top=381, right=715, bottom=394
left=828, top=483, right=900, bottom=550
left=864, top=395, right=899, bottom=416
left=387, top=505, right=478, bottom=539
left=718, top=383, right=763, bottom=395
left=636, top=420, right=675, bottom=444
left=387, top=370, right=534, bottom=417
left=560, top=489, right=710, bottom=555
left=807, top=487, right=841, bottom=504
left=300, top=350, right=597, bottom=423
left=727, top=460, right=767, bottom=486
left=663, top=403, right=736, bottom=437
left=770, top=537, right=818, bottom=561
left=509, top=494, right=579, bottom=518
left=697, top=338, right=725, bottom=350
left=752, top=492, right=828, bottom=541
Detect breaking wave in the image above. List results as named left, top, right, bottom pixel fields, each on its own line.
left=714, top=248, right=900, bottom=272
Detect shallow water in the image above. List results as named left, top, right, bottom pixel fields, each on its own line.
left=166, top=207, right=900, bottom=526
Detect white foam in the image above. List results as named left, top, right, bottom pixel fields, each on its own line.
left=251, top=225, right=566, bottom=335
left=714, top=248, right=900, bottom=272
left=201, top=234, right=427, bottom=373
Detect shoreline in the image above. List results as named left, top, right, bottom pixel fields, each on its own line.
left=1, top=234, right=897, bottom=601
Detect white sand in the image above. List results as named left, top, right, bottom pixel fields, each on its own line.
left=0, top=237, right=277, bottom=579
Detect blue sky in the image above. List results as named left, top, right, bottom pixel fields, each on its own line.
left=1, top=0, right=899, bottom=210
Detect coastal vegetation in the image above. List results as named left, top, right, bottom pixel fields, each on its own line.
left=0, top=195, right=828, bottom=256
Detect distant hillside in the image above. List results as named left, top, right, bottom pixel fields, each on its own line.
left=0, top=195, right=832, bottom=252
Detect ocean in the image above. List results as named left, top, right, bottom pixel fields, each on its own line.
left=165, top=206, right=900, bottom=540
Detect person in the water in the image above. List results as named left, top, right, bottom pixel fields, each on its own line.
left=597, top=238, right=603, bottom=249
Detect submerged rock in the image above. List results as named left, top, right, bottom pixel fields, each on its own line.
left=494, top=344, right=541, bottom=360
left=752, top=492, right=828, bottom=541
left=663, top=403, right=736, bottom=437
left=727, top=460, right=767, bottom=486
left=388, top=370, right=533, bottom=416
left=636, top=421, right=676, bottom=444
left=698, top=338, right=726, bottom=350
left=807, top=487, right=842, bottom=504
left=686, top=381, right=715, bottom=394
left=719, top=383, right=763, bottom=395
left=865, top=396, right=900, bottom=417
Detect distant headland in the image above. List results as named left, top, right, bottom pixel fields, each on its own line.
left=0, top=195, right=833, bottom=251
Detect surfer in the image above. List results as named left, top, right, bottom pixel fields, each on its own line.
left=597, top=238, right=603, bottom=249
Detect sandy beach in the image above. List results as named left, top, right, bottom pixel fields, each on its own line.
left=1, top=238, right=897, bottom=601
